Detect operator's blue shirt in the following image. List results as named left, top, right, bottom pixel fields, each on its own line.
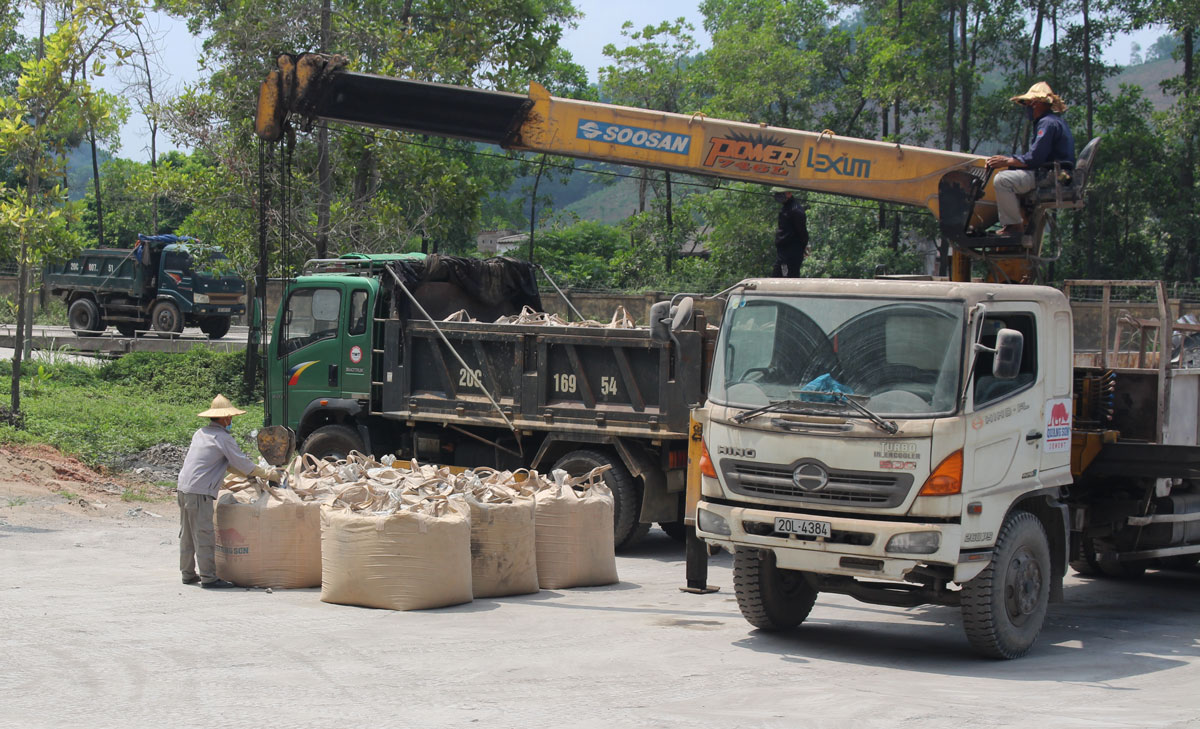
left=1014, top=112, right=1075, bottom=169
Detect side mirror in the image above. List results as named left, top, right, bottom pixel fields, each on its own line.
left=649, top=300, right=671, bottom=342
left=671, top=297, right=694, bottom=332
left=992, top=328, right=1024, bottom=380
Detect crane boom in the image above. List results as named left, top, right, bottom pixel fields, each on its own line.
left=257, top=53, right=1095, bottom=282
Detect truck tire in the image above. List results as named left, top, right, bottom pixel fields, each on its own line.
left=960, top=511, right=1051, bottom=659
left=68, top=298, right=104, bottom=336
left=552, top=449, right=646, bottom=549
left=302, top=424, right=365, bottom=461
left=732, top=548, right=818, bottom=631
left=659, top=521, right=687, bottom=542
left=115, top=322, right=139, bottom=338
left=200, top=317, right=231, bottom=340
left=151, top=300, right=183, bottom=335
left=1069, top=538, right=1103, bottom=576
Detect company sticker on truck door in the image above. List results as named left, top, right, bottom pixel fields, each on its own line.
left=1044, top=398, right=1072, bottom=452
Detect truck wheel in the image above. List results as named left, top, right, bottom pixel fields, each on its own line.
left=659, top=521, right=687, bottom=542
left=552, top=449, right=645, bottom=549
left=115, top=322, right=139, bottom=338
left=302, top=424, right=364, bottom=461
left=68, top=299, right=104, bottom=336
left=151, top=301, right=183, bottom=335
left=200, top=317, right=231, bottom=340
left=732, top=549, right=818, bottom=631
left=1069, top=538, right=1103, bottom=576
left=960, top=511, right=1051, bottom=659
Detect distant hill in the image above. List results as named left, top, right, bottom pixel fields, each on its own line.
left=1107, top=57, right=1183, bottom=111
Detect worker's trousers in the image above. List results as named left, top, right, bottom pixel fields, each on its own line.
left=994, top=169, right=1037, bottom=226
left=178, top=492, right=217, bottom=583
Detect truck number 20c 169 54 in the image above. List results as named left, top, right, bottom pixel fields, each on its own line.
left=552, top=374, right=619, bottom=396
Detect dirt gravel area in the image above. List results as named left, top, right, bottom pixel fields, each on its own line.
left=2, top=468, right=1200, bottom=729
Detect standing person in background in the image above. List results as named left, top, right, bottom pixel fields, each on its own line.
left=177, top=394, right=279, bottom=588
left=771, top=187, right=808, bottom=277
left=986, top=82, right=1075, bottom=236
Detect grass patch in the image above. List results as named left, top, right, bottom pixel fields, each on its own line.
left=6, top=496, right=27, bottom=507
left=0, top=347, right=265, bottom=468
left=120, top=486, right=166, bottom=503
left=59, top=490, right=80, bottom=501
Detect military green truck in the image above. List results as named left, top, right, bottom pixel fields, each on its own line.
left=45, top=235, right=247, bottom=339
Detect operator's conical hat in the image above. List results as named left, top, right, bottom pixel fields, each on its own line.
left=197, top=394, right=247, bottom=418
left=1010, top=82, right=1067, bottom=113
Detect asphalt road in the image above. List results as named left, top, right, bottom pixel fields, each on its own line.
left=2, top=504, right=1198, bottom=729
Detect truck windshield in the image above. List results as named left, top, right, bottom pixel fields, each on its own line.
left=188, top=248, right=236, bottom=278
left=710, top=294, right=964, bottom=418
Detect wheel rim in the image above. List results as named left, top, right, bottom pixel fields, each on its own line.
left=775, top=564, right=808, bottom=599
left=155, top=307, right=176, bottom=331
left=1004, top=545, right=1043, bottom=625
left=71, top=309, right=89, bottom=329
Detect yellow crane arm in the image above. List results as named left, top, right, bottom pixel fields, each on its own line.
left=256, top=53, right=999, bottom=232
left=513, top=82, right=997, bottom=229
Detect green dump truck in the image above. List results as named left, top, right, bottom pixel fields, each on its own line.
left=45, top=235, right=247, bottom=339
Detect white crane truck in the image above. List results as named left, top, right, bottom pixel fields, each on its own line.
left=692, top=278, right=1200, bottom=658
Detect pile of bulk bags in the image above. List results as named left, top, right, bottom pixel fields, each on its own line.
left=216, top=451, right=620, bottom=610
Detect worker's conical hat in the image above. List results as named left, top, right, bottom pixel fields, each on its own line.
left=197, top=394, right=247, bottom=418
left=1010, top=82, right=1068, bottom=113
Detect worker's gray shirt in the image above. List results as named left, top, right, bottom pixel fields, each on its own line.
left=176, top=424, right=258, bottom=497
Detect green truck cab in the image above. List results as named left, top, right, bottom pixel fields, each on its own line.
left=45, top=234, right=247, bottom=338
left=266, top=253, right=422, bottom=456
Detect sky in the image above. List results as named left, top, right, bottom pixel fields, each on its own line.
left=77, top=0, right=1165, bottom=162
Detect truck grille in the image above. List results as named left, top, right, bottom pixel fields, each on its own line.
left=206, top=293, right=243, bottom=305
left=721, top=459, right=913, bottom=508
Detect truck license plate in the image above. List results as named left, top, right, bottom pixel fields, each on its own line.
left=218, top=307, right=231, bottom=313
left=774, top=517, right=832, bottom=538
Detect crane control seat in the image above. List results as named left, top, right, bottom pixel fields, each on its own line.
left=1029, top=136, right=1101, bottom=210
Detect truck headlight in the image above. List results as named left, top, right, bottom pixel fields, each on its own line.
left=193, top=293, right=210, bottom=304
left=885, top=531, right=941, bottom=554
left=697, top=507, right=731, bottom=536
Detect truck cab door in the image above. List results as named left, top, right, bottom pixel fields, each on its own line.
left=966, top=306, right=1043, bottom=498
left=339, top=284, right=373, bottom=400
left=159, top=248, right=193, bottom=312
left=270, top=285, right=345, bottom=428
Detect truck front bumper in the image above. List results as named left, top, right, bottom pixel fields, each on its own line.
left=193, top=304, right=245, bottom=316
left=696, top=500, right=980, bottom=583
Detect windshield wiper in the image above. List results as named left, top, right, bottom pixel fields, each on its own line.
left=733, top=399, right=813, bottom=424
left=831, top=392, right=899, bottom=434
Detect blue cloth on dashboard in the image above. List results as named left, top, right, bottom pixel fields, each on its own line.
left=798, top=374, right=853, bottom=403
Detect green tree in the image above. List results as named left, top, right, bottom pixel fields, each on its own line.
left=0, top=0, right=142, bottom=418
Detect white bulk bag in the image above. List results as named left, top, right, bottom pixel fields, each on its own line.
left=214, top=480, right=322, bottom=589
left=533, top=468, right=619, bottom=589
left=320, top=495, right=472, bottom=611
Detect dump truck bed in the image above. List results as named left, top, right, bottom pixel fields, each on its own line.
left=376, top=318, right=711, bottom=439
left=45, top=249, right=145, bottom=296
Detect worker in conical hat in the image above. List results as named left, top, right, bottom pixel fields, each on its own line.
left=985, top=82, right=1076, bottom=237
left=176, top=394, right=279, bottom=589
